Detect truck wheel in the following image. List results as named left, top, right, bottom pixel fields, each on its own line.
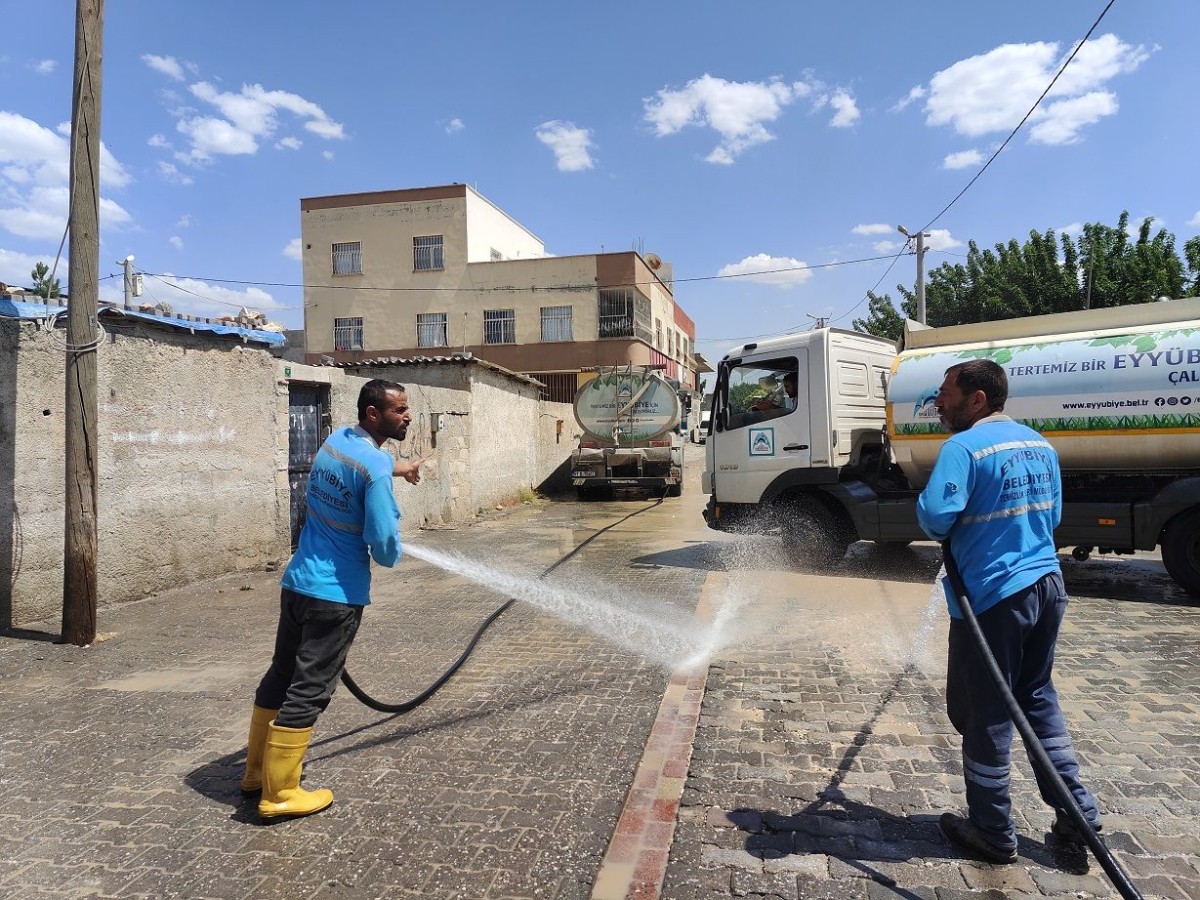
left=1161, top=507, right=1200, bottom=597
left=781, top=495, right=851, bottom=570
left=666, top=483, right=683, bottom=498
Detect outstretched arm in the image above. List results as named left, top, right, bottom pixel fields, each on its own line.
left=393, top=456, right=425, bottom=485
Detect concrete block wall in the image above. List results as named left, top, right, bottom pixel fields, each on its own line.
left=2, top=319, right=288, bottom=629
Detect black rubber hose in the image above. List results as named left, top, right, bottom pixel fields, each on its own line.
left=340, top=598, right=515, bottom=714
left=940, top=544, right=1143, bottom=900
left=340, top=490, right=668, bottom=714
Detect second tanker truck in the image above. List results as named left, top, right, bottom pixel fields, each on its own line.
left=701, top=297, right=1200, bottom=598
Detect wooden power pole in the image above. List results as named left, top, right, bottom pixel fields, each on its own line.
left=62, top=0, right=104, bottom=646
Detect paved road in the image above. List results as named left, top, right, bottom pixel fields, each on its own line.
left=2, top=445, right=1198, bottom=899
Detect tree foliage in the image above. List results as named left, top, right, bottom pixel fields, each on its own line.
left=30, top=261, right=62, bottom=299
left=854, top=212, right=1198, bottom=339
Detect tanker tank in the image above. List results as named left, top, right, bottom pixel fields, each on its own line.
left=887, top=298, right=1200, bottom=488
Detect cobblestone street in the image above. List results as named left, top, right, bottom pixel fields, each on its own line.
left=2, top=447, right=1199, bottom=899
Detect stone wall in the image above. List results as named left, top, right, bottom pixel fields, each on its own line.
left=1, top=325, right=576, bottom=630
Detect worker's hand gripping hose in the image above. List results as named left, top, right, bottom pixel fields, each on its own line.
left=940, top=544, right=1143, bottom=900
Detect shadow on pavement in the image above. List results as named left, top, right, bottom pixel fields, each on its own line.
left=184, top=749, right=261, bottom=824
left=0, top=626, right=60, bottom=643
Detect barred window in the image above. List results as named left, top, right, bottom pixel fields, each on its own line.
left=413, top=234, right=444, bottom=271
left=333, top=316, right=363, bottom=351
left=540, top=305, right=573, bottom=342
left=598, top=290, right=634, bottom=338
left=331, top=241, right=361, bottom=276
left=484, top=309, right=516, bottom=344
left=417, top=312, right=448, bottom=348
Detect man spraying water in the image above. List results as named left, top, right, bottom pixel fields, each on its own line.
left=916, top=359, right=1102, bottom=864
left=240, top=379, right=423, bottom=821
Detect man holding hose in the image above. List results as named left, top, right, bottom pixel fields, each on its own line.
left=916, top=359, right=1101, bottom=864
left=240, top=378, right=423, bottom=821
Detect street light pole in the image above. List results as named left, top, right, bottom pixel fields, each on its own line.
left=897, top=225, right=930, bottom=324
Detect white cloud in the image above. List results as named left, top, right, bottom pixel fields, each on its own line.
left=0, top=112, right=132, bottom=240
left=148, top=273, right=285, bottom=316
left=322, top=150, right=334, bottom=160
left=1027, top=91, right=1116, bottom=145
left=1058, top=222, right=1084, bottom=238
left=0, top=246, right=51, bottom=287
left=828, top=89, right=860, bottom=127
left=925, top=229, right=963, bottom=251
left=157, top=161, right=193, bottom=185
left=942, top=148, right=984, bottom=169
left=283, top=238, right=303, bottom=261
left=444, top=117, right=464, bottom=134
left=161, top=81, right=345, bottom=165
left=852, top=223, right=894, bottom=236
left=644, top=74, right=825, bottom=164
left=1189, top=212, right=1200, bottom=228
left=717, top=253, right=813, bottom=287
left=142, top=53, right=186, bottom=81
left=33, top=60, right=56, bottom=75
left=874, top=240, right=904, bottom=253
left=275, top=136, right=302, bottom=150
left=148, top=133, right=172, bottom=149
left=169, top=235, right=184, bottom=250
left=891, top=85, right=925, bottom=112
left=922, top=34, right=1151, bottom=146
left=176, top=213, right=193, bottom=228
left=535, top=120, right=595, bottom=172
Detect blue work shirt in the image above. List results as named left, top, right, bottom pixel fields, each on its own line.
left=916, top=414, right=1062, bottom=617
left=281, top=425, right=401, bottom=605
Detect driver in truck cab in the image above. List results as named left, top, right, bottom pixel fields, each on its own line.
left=751, top=372, right=797, bottom=420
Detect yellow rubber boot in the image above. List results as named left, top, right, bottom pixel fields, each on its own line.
left=239, top=705, right=278, bottom=795
left=258, top=722, right=333, bottom=820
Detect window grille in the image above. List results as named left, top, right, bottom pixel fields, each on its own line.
left=331, top=241, right=362, bottom=275
left=598, top=290, right=634, bottom=338
left=540, top=305, right=573, bottom=342
left=413, top=234, right=444, bottom=270
left=417, top=312, right=448, bottom=348
left=490, top=248, right=502, bottom=261
left=484, top=309, right=515, bottom=344
left=333, top=316, right=364, bottom=351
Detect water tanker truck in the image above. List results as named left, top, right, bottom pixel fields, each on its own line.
left=571, top=364, right=685, bottom=498
left=701, top=297, right=1200, bottom=598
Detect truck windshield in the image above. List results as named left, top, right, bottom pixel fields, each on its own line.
left=716, top=356, right=798, bottom=431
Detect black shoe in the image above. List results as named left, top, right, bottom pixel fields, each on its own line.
left=939, top=812, right=1018, bottom=864
left=1051, top=815, right=1100, bottom=847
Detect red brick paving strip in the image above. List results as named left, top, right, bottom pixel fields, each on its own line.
left=591, top=573, right=723, bottom=899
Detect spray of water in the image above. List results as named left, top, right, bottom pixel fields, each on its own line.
left=403, top=543, right=732, bottom=671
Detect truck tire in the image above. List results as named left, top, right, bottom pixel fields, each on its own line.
left=666, top=482, right=683, bottom=498
left=781, top=495, right=852, bottom=570
left=1161, top=507, right=1200, bottom=597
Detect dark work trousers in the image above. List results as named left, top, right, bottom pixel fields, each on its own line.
left=946, top=571, right=1100, bottom=849
left=254, top=588, right=365, bottom=729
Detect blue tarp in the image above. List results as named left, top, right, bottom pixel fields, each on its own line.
left=0, top=298, right=287, bottom=348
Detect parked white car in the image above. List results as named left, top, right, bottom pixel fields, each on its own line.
left=691, top=410, right=711, bottom=444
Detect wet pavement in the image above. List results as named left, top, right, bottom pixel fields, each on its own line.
left=2, top=444, right=1199, bottom=899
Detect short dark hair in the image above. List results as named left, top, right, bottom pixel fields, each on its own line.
left=945, top=359, right=1007, bottom=412
left=357, top=378, right=406, bottom=420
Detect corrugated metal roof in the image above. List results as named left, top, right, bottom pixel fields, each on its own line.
left=338, top=352, right=545, bottom=388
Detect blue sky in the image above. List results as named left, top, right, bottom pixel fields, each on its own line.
left=2, top=1, right=1197, bottom=369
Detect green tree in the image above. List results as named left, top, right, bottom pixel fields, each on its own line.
left=852, top=290, right=907, bottom=340
left=856, top=212, right=1190, bottom=334
left=30, top=261, right=62, bottom=299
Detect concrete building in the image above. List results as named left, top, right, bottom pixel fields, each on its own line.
left=298, top=184, right=701, bottom=402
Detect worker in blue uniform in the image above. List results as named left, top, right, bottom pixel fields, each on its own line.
left=240, top=378, right=423, bottom=821
left=917, top=359, right=1101, bottom=864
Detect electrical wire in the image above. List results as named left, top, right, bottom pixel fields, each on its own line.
left=919, top=0, right=1119, bottom=234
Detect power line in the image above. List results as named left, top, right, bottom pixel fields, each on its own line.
left=130, top=252, right=900, bottom=298
left=831, top=240, right=912, bottom=326
left=919, top=0, right=1118, bottom=233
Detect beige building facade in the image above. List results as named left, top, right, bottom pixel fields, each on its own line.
left=299, top=184, right=700, bottom=401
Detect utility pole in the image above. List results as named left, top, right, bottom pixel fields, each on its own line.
left=119, top=254, right=134, bottom=310
left=897, top=225, right=930, bottom=324
left=62, top=0, right=104, bottom=646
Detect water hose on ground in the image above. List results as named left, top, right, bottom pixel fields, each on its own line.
left=339, top=491, right=668, bottom=714
left=940, top=543, right=1143, bottom=900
